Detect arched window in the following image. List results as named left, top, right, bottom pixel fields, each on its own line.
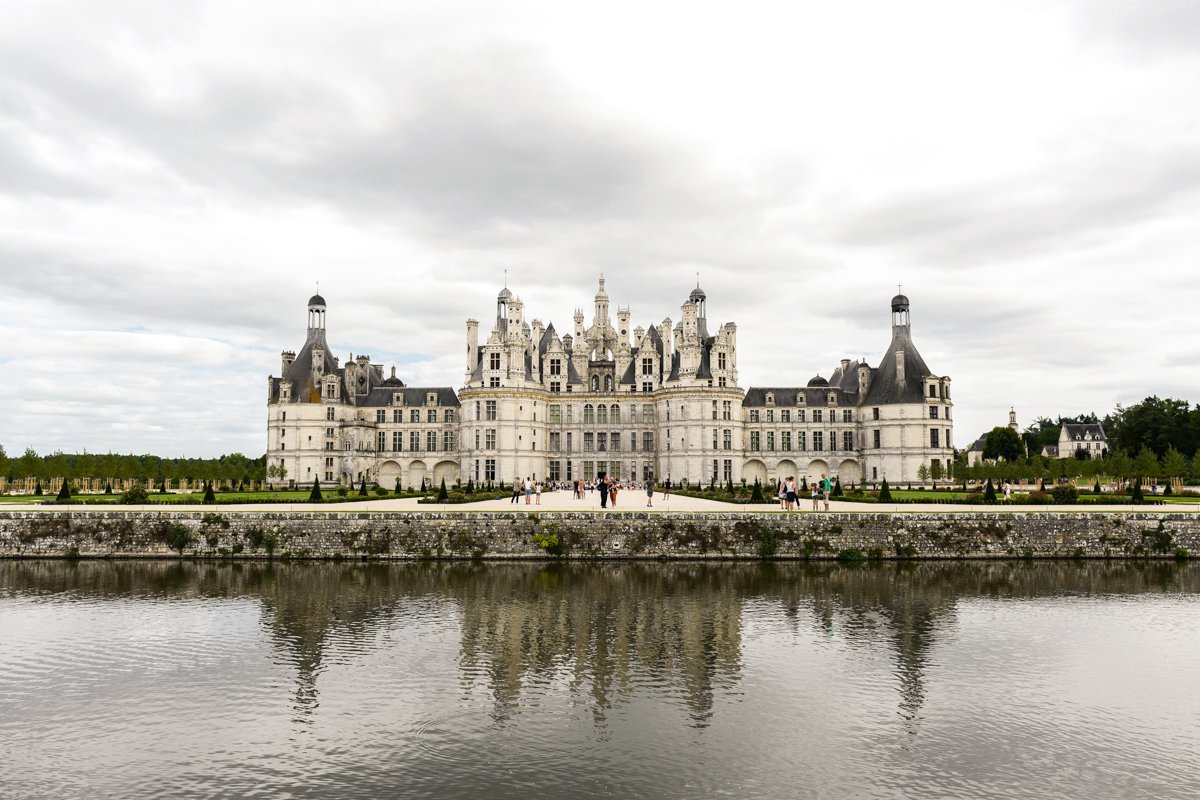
left=583, top=404, right=595, bottom=424
left=604, top=375, right=613, bottom=391
left=610, top=404, right=620, bottom=423
left=597, top=404, right=608, bottom=424
left=591, top=375, right=599, bottom=391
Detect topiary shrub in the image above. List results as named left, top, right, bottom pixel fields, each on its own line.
left=438, top=477, right=449, bottom=502
left=983, top=479, right=997, bottom=503
left=878, top=478, right=892, bottom=502
left=121, top=485, right=148, bottom=504
left=1051, top=484, right=1078, bottom=503
left=202, top=482, right=216, bottom=504
left=56, top=481, right=71, bottom=501
left=309, top=477, right=323, bottom=502
left=750, top=478, right=763, bottom=503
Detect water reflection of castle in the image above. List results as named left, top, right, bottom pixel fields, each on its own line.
left=6, top=560, right=1195, bottom=727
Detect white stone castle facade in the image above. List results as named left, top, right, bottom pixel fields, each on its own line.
left=267, top=279, right=954, bottom=490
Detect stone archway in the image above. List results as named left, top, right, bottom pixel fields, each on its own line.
left=775, top=459, right=798, bottom=483
left=433, top=460, right=460, bottom=486
left=806, top=459, right=829, bottom=486
left=836, top=459, right=861, bottom=486
left=743, top=459, right=768, bottom=485
left=378, top=460, right=402, bottom=488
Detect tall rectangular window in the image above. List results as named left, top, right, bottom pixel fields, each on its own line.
left=410, top=431, right=421, bottom=451
left=489, top=352, right=501, bottom=370
left=930, top=428, right=940, bottom=448
left=485, top=459, right=496, bottom=481
left=873, top=430, right=881, bottom=448
left=427, top=410, right=437, bottom=423
left=427, top=431, right=437, bottom=451
left=780, top=409, right=790, bottom=423
left=767, top=431, right=775, bottom=451
left=584, top=432, right=594, bottom=451
left=814, top=431, right=824, bottom=450
left=392, top=432, right=403, bottom=451
left=723, top=401, right=732, bottom=420
left=642, top=432, right=654, bottom=451
left=781, top=431, right=791, bottom=450
left=712, top=400, right=718, bottom=420
left=750, top=431, right=761, bottom=450
left=377, top=431, right=385, bottom=451
left=843, top=410, right=853, bottom=422
left=549, top=460, right=561, bottom=481
left=393, top=410, right=402, bottom=423
left=566, top=432, right=573, bottom=452
left=930, top=406, right=939, bottom=419
left=749, top=410, right=760, bottom=423
left=485, top=401, right=497, bottom=420
left=873, top=407, right=880, bottom=420
left=485, top=429, right=496, bottom=449
left=550, top=432, right=561, bottom=451
left=443, top=431, right=454, bottom=450
left=642, top=357, right=654, bottom=375
left=813, top=410, right=823, bottom=423
left=843, top=431, right=854, bottom=451
left=597, top=433, right=607, bottom=452
left=630, top=432, right=638, bottom=451
left=713, top=429, right=718, bottom=449
left=609, top=432, right=620, bottom=451
left=723, top=429, right=732, bottom=450
left=376, top=410, right=386, bottom=423
left=797, top=410, right=805, bottom=423
left=797, top=432, right=806, bottom=450
left=327, top=407, right=335, bottom=421
left=549, top=404, right=561, bottom=423
left=642, top=405, right=654, bottom=423
left=410, top=410, right=420, bottom=423
left=723, top=459, right=732, bottom=481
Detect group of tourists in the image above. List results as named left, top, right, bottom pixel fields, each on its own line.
left=510, top=478, right=543, bottom=505
left=777, top=473, right=833, bottom=511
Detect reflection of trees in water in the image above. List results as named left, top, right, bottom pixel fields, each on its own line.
left=4, top=559, right=1198, bottom=725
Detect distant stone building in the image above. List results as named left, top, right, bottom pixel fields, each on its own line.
left=966, top=408, right=1022, bottom=467
left=266, top=281, right=954, bottom=489
left=1043, top=423, right=1107, bottom=460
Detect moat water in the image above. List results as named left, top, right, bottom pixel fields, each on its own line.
left=2, top=560, right=1198, bottom=800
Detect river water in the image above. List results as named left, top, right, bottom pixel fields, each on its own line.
left=2, top=560, right=1198, bottom=799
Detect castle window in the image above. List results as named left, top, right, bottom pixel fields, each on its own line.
left=610, top=404, right=620, bottom=422
left=780, top=409, right=790, bottom=422
left=750, top=431, right=761, bottom=450
left=749, top=410, right=759, bottom=423
left=583, top=404, right=595, bottom=423
left=723, top=401, right=732, bottom=420
left=797, top=410, right=805, bottom=423
left=719, top=352, right=727, bottom=370
left=485, top=459, right=496, bottom=481
left=780, top=431, right=790, bottom=450
left=843, top=431, right=854, bottom=450
left=767, top=432, right=775, bottom=451
left=597, top=405, right=608, bottom=424
left=643, top=405, right=654, bottom=423
left=712, top=400, right=718, bottom=420
left=929, top=384, right=937, bottom=398
left=393, top=410, right=402, bottom=423
left=410, top=432, right=421, bottom=451
left=874, top=430, right=881, bottom=448
left=605, top=376, right=613, bottom=391
left=843, top=410, right=853, bottom=423
left=584, top=433, right=594, bottom=451
left=828, top=394, right=837, bottom=405
left=930, top=407, right=938, bottom=419
left=642, top=432, right=654, bottom=451
left=549, top=405, right=561, bottom=423
left=443, top=431, right=454, bottom=450
left=813, top=410, right=823, bottom=423
left=766, top=410, right=774, bottom=422
left=376, top=410, right=386, bottom=423
left=281, top=411, right=286, bottom=422
left=873, top=407, right=880, bottom=420
left=813, top=432, right=824, bottom=450
left=427, top=410, right=437, bottom=423
left=445, top=410, right=455, bottom=423
left=549, top=359, right=562, bottom=376
left=642, top=382, right=653, bottom=392
left=489, top=353, right=501, bottom=370
left=641, top=357, right=654, bottom=375
left=591, top=375, right=599, bottom=391
left=327, top=407, right=335, bottom=421
left=798, top=431, right=806, bottom=449
left=931, top=429, right=940, bottom=448
left=427, top=392, right=437, bottom=405
left=393, top=432, right=403, bottom=451
left=489, top=377, right=500, bottom=388
left=485, top=429, right=496, bottom=449
left=410, top=410, right=420, bottom=423
left=377, top=432, right=385, bottom=451
left=550, top=382, right=561, bottom=392
left=485, top=401, right=497, bottom=421
left=766, top=392, right=774, bottom=405
left=718, top=378, right=726, bottom=387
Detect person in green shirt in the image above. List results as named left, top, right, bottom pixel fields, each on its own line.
left=820, top=474, right=832, bottom=511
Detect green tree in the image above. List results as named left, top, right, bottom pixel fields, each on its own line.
left=916, top=463, right=930, bottom=484
left=1133, top=447, right=1161, bottom=482
left=438, top=477, right=449, bottom=502
left=394, top=477, right=403, bottom=494
left=56, top=480, right=71, bottom=501
left=0, top=444, right=8, bottom=481
left=1192, top=451, right=1200, bottom=481
left=983, top=478, right=997, bottom=503
left=1162, top=447, right=1188, bottom=481
left=750, top=478, right=763, bottom=502
left=832, top=476, right=843, bottom=497
left=983, top=426, right=1025, bottom=462
left=930, top=459, right=944, bottom=485
left=309, top=477, right=323, bottom=502
left=202, top=482, right=216, bottom=504
left=359, top=477, right=369, bottom=496
left=877, top=478, right=892, bottom=502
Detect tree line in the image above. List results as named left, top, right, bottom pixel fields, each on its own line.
left=0, top=446, right=265, bottom=486
left=969, top=396, right=1200, bottom=483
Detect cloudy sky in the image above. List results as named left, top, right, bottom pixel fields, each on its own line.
left=2, top=0, right=1198, bottom=459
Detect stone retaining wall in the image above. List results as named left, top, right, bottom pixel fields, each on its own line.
left=2, top=510, right=1198, bottom=560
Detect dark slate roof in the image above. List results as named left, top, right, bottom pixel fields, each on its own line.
left=891, top=294, right=909, bottom=311
left=1062, top=423, right=1106, bottom=440
left=667, top=351, right=680, bottom=381
left=863, top=326, right=934, bottom=405
left=743, top=387, right=850, bottom=407
left=308, top=293, right=326, bottom=307
left=619, top=356, right=636, bottom=386
left=696, top=340, right=713, bottom=379
left=968, top=434, right=988, bottom=452
left=362, top=386, right=461, bottom=407
left=567, top=359, right=583, bottom=385
left=276, top=330, right=338, bottom=403
left=807, top=375, right=829, bottom=387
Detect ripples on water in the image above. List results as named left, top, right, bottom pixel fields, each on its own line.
left=2, top=560, right=1199, bottom=799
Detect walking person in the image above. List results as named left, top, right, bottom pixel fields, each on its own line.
left=778, top=479, right=787, bottom=510
left=536, top=482, right=542, bottom=505
left=663, top=477, right=672, bottom=500
left=786, top=477, right=797, bottom=511
left=598, top=476, right=608, bottom=509
left=821, top=473, right=832, bottom=512
left=610, top=479, right=618, bottom=508
left=511, top=478, right=521, bottom=504
left=646, top=476, right=655, bottom=507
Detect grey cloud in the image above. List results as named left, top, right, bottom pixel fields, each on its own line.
left=829, top=144, right=1200, bottom=265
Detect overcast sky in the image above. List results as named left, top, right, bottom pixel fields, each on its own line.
left=2, top=0, right=1198, bottom=459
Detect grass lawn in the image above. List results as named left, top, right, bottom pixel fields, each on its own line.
left=0, top=490, right=423, bottom=504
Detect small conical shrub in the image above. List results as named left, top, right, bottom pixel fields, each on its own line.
left=203, top=482, right=216, bottom=504
left=438, top=477, right=449, bottom=502
left=394, top=477, right=402, bottom=495
left=878, top=478, right=892, bottom=502
left=833, top=477, right=843, bottom=497
left=34, top=481, right=43, bottom=496
left=309, top=477, right=323, bottom=502
left=56, top=481, right=71, bottom=501
left=726, top=478, right=736, bottom=495
left=750, top=478, right=763, bottom=502
left=1131, top=481, right=1144, bottom=504
left=983, top=478, right=997, bottom=503
left=465, top=478, right=474, bottom=495
left=1093, top=478, right=1101, bottom=494
left=359, top=477, right=368, bottom=496
left=104, top=482, right=112, bottom=495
